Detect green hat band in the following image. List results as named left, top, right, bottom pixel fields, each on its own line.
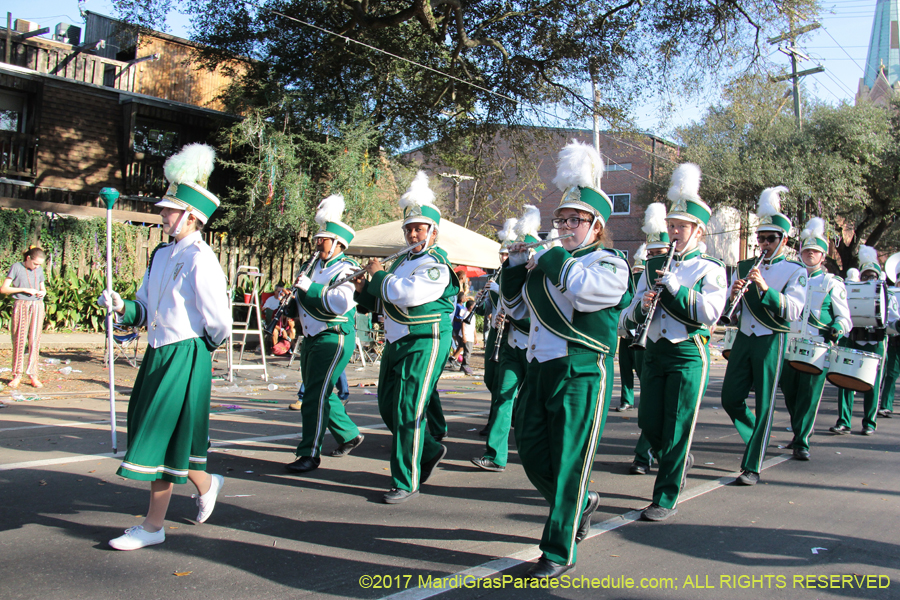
left=321, top=221, right=355, bottom=246
left=647, top=232, right=670, bottom=245
left=557, top=187, right=613, bottom=225
left=668, top=198, right=711, bottom=226
left=800, top=237, right=828, bottom=253
left=758, top=213, right=791, bottom=235
left=860, top=262, right=882, bottom=275
left=164, top=182, right=219, bottom=221
left=404, top=205, right=441, bottom=227
left=523, top=234, right=539, bottom=244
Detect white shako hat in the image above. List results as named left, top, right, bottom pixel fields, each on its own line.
left=155, top=143, right=220, bottom=223
left=313, top=194, right=355, bottom=248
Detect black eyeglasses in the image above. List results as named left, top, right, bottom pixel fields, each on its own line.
left=551, top=217, right=590, bottom=229
left=757, top=234, right=781, bottom=244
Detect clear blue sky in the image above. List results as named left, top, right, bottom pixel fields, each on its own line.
left=7, top=0, right=878, bottom=137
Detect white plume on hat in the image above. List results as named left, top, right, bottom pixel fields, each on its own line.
left=315, top=194, right=345, bottom=226
left=698, top=241, right=707, bottom=254
left=667, top=163, right=702, bottom=203
left=635, top=243, right=648, bottom=262
left=858, top=245, right=879, bottom=268
left=515, top=205, right=542, bottom=240
left=497, top=218, right=518, bottom=243
left=846, top=268, right=860, bottom=282
left=399, top=171, right=436, bottom=211
left=800, top=217, right=825, bottom=241
left=757, top=186, right=788, bottom=219
left=552, top=140, right=604, bottom=192
left=642, top=203, right=668, bottom=235
left=164, top=143, right=216, bottom=187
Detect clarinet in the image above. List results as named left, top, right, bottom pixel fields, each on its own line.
left=718, top=253, right=767, bottom=326
left=630, top=242, right=677, bottom=350
left=490, top=310, right=507, bottom=362
left=464, top=266, right=502, bottom=325
left=264, top=255, right=316, bottom=335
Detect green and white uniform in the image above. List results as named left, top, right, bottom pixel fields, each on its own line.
left=618, top=271, right=644, bottom=409
left=356, top=247, right=459, bottom=493
left=117, top=231, right=232, bottom=484
left=627, top=248, right=727, bottom=508
left=721, top=253, right=806, bottom=474
left=292, top=252, right=362, bottom=458
left=835, top=289, right=900, bottom=431
left=779, top=268, right=850, bottom=450
left=879, top=288, right=900, bottom=414
left=479, top=289, right=529, bottom=467
left=502, top=241, right=631, bottom=567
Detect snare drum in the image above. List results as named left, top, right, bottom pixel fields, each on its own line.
left=722, top=327, right=738, bottom=360
left=786, top=337, right=831, bottom=375
left=826, top=346, right=882, bottom=392
left=845, top=281, right=887, bottom=329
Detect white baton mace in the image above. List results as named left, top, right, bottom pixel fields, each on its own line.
left=99, top=187, right=120, bottom=453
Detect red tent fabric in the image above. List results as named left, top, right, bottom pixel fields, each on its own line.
left=454, top=265, right=486, bottom=278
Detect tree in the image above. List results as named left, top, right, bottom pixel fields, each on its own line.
left=113, top=0, right=820, bottom=150
left=667, top=76, right=898, bottom=272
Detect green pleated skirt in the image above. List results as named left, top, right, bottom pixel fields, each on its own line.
left=117, top=338, right=212, bottom=484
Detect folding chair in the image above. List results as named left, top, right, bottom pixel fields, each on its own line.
left=106, top=323, right=142, bottom=368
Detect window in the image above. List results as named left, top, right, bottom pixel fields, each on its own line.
left=134, top=119, right=181, bottom=157
left=605, top=162, right=631, bottom=171
left=0, top=91, right=26, bottom=132
left=610, top=193, right=630, bottom=215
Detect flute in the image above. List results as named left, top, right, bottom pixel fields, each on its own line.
left=325, top=240, right=428, bottom=291
left=718, top=253, right=767, bottom=326
left=630, top=242, right=677, bottom=350
left=518, top=233, right=574, bottom=249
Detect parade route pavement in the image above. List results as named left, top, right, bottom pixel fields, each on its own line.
left=1, top=354, right=897, bottom=600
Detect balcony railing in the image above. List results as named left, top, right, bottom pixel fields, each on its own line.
left=0, top=131, right=38, bottom=177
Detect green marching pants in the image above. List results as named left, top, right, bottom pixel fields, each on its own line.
left=427, top=388, right=447, bottom=439
left=378, top=324, right=450, bottom=492
left=482, top=343, right=528, bottom=467
left=721, top=331, right=787, bottom=474
left=618, top=338, right=636, bottom=407
left=296, top=331, right=360, bottom=458
left=483, top=326, right=500, bottom=396
left=779, top=358, right=828, bottom=452
left=880, top=340, right=900, bottom=413
left=624, top=346, right=654, bottom=467
left=514, top=351, right=610, bottom=566
left=835, top=338, right=884, bottom=431
left=638, top=337, right=709, bottom=509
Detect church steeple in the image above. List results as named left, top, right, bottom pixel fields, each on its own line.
left=862, top=0, right=899, bottom=89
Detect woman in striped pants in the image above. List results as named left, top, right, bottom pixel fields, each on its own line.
left=1, top=247, right=47, bottom=389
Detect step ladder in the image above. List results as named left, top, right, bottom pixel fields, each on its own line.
left=224, top=266, right=268, bottom=382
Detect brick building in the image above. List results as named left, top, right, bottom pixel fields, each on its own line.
left=0, top=12, right=244, bottom=223
left=407, top=126, right=682, bottom=263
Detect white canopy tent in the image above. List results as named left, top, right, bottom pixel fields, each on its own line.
left=347, top=220, right=501, bottom=269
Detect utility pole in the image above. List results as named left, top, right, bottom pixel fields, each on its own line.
left=768, top=21, right=823, bottom=131
left=591, top=77, right=600, bottom=153
left=439, top=172, right=475, bottom=218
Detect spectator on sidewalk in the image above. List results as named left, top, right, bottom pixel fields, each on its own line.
left=1, top=247, right=48, bottom=389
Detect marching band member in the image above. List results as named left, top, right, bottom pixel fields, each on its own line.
left=99, top=144, right=232, bottom=550
left=624, top=204, right=671, bottom=476
left=829, top=246, right=899, bottom=435
left=778, top=218, right=850, bottom=460
left=501, top=141, right=632, bottom=578
left=879, top=264, right=900, bottom=418
left=476, top=219, right=514, bottom=437
left=354, top=172, right=460, bottom=504
left=617, top=242, right=648, bottom=413
left=721, top=186, right=806, bottom=486
left=285, top=195, right=364, bottom=474
left=626, top=164, right=727, bottom=521
left=471, top=209, right=536, bottom=472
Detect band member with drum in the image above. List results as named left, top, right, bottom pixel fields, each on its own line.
left=626, top=164, right=727, bottom=521
left=721, top=186, right=806, bottom=486
left=471, top=208, right=537, bottom=472
left=285, top=195, right=365, bottom=474
left=501, top=141, right=632, bottom=578
left=624, top=203, right=671, bottom=475
left=354, top=172, right=459, bottom=504
left=879, top=266, right=900, bottom=418
left=829, top=246, right=899, bottom=436
left=476, top=220, right=514, bottom=436
left=779, top=218, right=851, bottom=460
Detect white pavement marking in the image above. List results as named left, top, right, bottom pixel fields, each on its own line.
left=380, top=454, right=793, bottom=600
left=0, top=409, right=490, bottom=471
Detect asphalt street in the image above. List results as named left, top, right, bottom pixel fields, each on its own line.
left=1, top=355, right=897, bottom=600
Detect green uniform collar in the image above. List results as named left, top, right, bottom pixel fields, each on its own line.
left=324, top=252, right=346, bottom=269
left=571, top=240, right=603, bottom=258
left=764, top=252, right=786, bottom=266
left=676, top=247, right=701, bottom=262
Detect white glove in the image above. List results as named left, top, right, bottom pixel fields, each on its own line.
left=509, top=249, right=531, bottom=266
left=98, top=290, right=124, bottom=312
left=488, top=281, right=500, bottom=293
left=295, top=275, right=312, bottom=292
left=659, top=271, right=681, bottom=295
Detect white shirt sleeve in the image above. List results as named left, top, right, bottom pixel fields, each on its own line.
left=557, top=254, right=630, bottom=312
left=382, top=262, right=450, bottom=309
left=191, top=250, right=232, bottom=344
